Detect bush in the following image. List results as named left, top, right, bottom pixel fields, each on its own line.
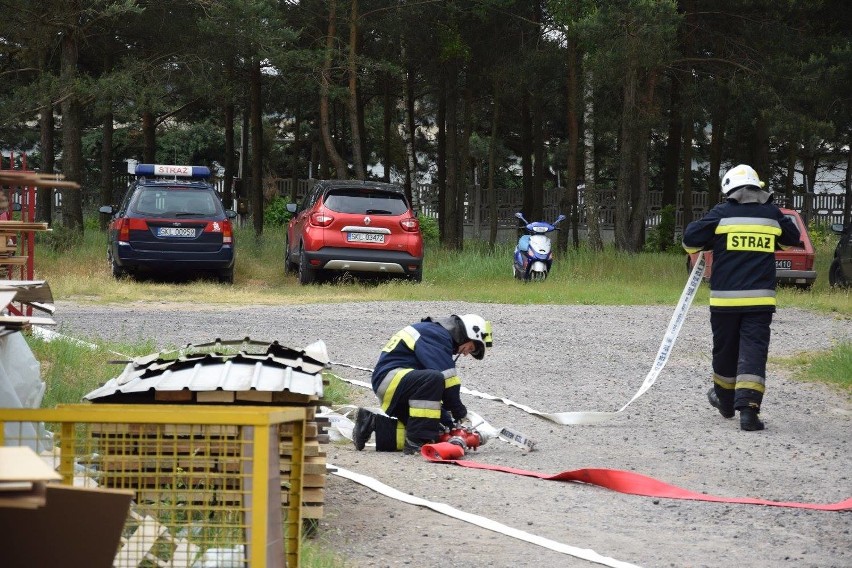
left=644, top=204, right=678, bottom=253
left=264, top=196, right=292, bottom=227
left=418, top=214, right=439, bottom=244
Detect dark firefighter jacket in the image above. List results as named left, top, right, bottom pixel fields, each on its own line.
left=682, top=197, right=800, bottom=312
left=371, top=321, right=467, bottom=420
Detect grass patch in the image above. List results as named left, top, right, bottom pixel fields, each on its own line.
left=777, top=342, right=852, bottom=392
left=33, top=224, right=852, bottom=315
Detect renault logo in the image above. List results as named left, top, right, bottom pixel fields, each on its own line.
left=363, top=216, right=371, bottom=225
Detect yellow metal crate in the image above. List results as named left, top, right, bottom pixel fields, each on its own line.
left=0, top=404, right=307, bottom=567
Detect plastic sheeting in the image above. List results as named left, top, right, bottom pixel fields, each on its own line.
left=0, top=331, right=52, bottom=452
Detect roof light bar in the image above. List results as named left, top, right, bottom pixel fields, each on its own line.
left=134, top=164, right=211, bottom=178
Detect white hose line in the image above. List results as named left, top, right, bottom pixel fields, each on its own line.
left=331, top=252, right=706, bottom=426
left=328, top=464, right=642, bottom=568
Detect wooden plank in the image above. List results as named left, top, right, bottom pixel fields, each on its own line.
left=195, top=390, right=235, bottom=403
left=301, top=505, right=324, bottom=519
left=0, top=256, right=28, bottom=265
left=270, top=391, right=318, bottom=404
left=154, top=389, right=193, bottom=402
left=235, top=390, right=273, bottom=402
left=281, top=487, right=324, bottom=504
left=280, top=422, right=318, bottom=438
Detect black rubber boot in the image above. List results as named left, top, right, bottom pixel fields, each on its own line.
left=352, top=407, right=376, bottom=450
left=403, top=436, right=430, bottom=455
left=739, top=406, right=765, bottom=431
left=707, top=388, right=735, bottom=419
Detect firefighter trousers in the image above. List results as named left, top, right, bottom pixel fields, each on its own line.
left=710, top=310, right=772, bottom=410
left=375, top=368, right=455, bottom=449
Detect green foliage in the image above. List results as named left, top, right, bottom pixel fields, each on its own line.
left=643, top=205, right=678, bottom=253
left=782, top=342, right=852, bottom=392
left=418, top=214, right=439, bottom=244
left=264, top=196, right=292, bottom=227
left=156, top=120, right=226, bottom=170
left=25, top=334, right=156, bottom=408
left=807, top=219, right=837, bottom=247
left=35, top=223, right=85, bottom=253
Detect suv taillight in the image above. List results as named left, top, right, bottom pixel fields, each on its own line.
left=400, top=217, right=420, bottom=232
left=310, top=212, right=334, bottom=227
left=222, top=220, right=233, bottom=244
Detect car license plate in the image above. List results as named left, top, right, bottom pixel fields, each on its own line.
left=776, top=259, right=792, bottom=269
left=347, top=232, right=384, bottom=243
left=157, top=227, right=196, bottom=238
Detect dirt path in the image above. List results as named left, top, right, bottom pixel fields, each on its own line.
left=53, top=301, right=852, bottom=568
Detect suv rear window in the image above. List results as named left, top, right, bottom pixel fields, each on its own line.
left=323, top=189, right=409, bottom=215
left=131, top=188, right=221, bottom=217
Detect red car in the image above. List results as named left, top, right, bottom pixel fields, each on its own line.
left=687, top=208, right=816, bottom=289
left=285, top=180, right=423, bottom=284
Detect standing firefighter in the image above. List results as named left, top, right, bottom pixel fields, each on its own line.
left=682, top=164, right=800, bottom=431
left=352, top=314, right=492, bottom=453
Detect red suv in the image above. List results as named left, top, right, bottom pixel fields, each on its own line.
left=285, top=180, right=423, bottom=284
left=687, top=208, right=816, bottom=289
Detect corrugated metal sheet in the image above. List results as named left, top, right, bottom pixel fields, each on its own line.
left=85, top=338, right=328, bottom=401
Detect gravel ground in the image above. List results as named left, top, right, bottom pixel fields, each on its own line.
left=52, top=300, right=852, bottom=568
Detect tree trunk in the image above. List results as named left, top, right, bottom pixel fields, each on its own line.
left=558, top=35, right=579, bottom=253
left=708, top=103, right=726, bottom=205
left=681, top=113, right=694, bottom=229
left=458, top=86, right=472, bottom=246
left=250, top=59, right=263, bottom=237
left=100, top=106, right=114, bottom=230
left=142, top=111, right=155, bottom=163
left=661, top=79, right=681, bottom=210
left=59, top=16, right=83, bottom=233
left=224, top=103, right=235, bottom=209
left=405, top=65, right=417, bottom=204
left=783, top=142, right=796, bottom=209
left=520, top=94, right=533, bottom=225
left=844, top=145, right=851, bottom=226
left=488, top=83, right=499, bottom=248
left=290, top=100, right=302, bottom=202
left=347, top=0, right=364, bottom=180
left=754, top=113, right=770, bottom=179
left=37, top=103, right=54, bottom=223
left=320, top=0, right=348, bottom=179
left=437, top=83, right=447, bottom=243
left=532, top=96, right=545, bottom=223
left=382, top=73, right=392, bottom=183
left=614, top=65, right=637, bottom=251
left=444, top=71, right=460, bottom=249
left=584, top=65, right=602, bottom=252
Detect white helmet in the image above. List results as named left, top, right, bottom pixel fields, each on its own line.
left=457, top=314, right=493, bottom=360
left=721, top=164, right=765, bottom=195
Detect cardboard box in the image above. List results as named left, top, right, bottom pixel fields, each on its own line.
left=0, top=446, right=133, bottom=568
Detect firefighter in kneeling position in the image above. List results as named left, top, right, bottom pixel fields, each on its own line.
left=683, top=164, right=800, bottom=431
left=352, top=314, right=492, bottom=453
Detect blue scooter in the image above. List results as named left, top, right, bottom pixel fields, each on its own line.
left=512, top=212, right=566, bottom=281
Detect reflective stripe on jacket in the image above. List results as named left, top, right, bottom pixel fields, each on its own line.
left=682, top=200, right=800, bottom=312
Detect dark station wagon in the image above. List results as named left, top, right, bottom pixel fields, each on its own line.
left=99, top=164, right=237, bottom=283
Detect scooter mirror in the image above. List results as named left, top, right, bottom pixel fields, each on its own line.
left=514, top=212, right=524, bottom=220
left=555, top=214, right=566, bottom=224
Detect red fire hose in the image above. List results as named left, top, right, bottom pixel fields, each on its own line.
left=420, top=442, right=852, bottom=512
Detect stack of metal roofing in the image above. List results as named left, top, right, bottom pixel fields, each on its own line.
left=84, top=338, right=328, bottom=403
